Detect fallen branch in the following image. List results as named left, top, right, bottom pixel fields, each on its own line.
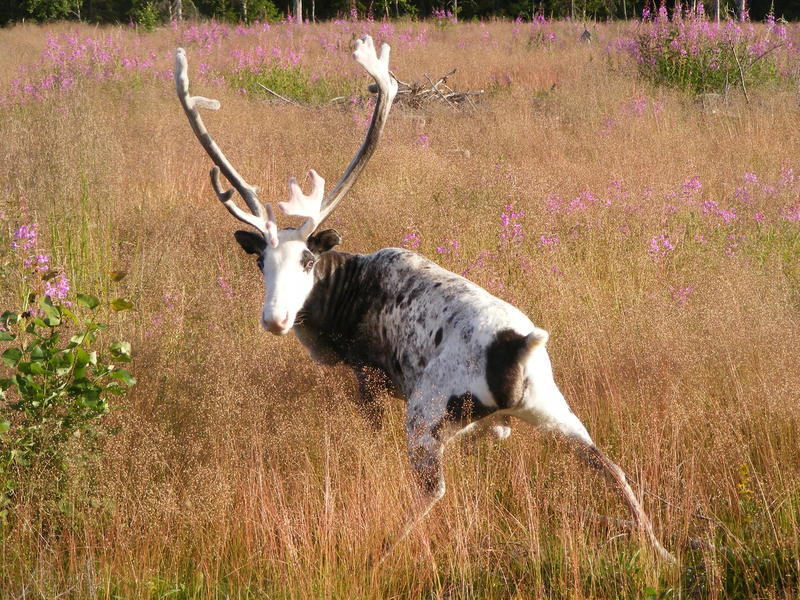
left=256, top=82, right=301, bottom=106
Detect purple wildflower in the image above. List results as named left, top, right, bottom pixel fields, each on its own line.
left=12, top=223, right=37, bottom=250
left=500, top=204, right=525, bottom=244
left=649, top=234, right=675, bottom=259
left=536, top=234, right=560, bottom=250
left=217, top=277, right=234, bottom=298
left=402, top=232, right=421, bottom=249
left=669, top=285, right=694, bottom=306
left=44, top=274, right=70, bottom=303
left=684, top=176, right=702, bottom=192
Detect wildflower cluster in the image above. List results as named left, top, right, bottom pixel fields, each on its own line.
left=432, top=9, right=457, bottom=26
left=529, top=17, right=558, bottom=47
left=669, top=284, right=694, bottom=305
left=9, top=220, right=71, bottom=307
left=402, top=231, right=421, bottom=249
left=500, top=204, right=525, bottom=245
left=619, top=3, right=794, bottom=93
left=649, top=233, right=675, bottom=260
left=2, top=19, right=435, bottom=108
left=2, top=32, right=167, bottom=105
left=436, top=239, right=460, bottom=255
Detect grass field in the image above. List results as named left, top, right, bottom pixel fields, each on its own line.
left=0, top=16, right=799, bottom=599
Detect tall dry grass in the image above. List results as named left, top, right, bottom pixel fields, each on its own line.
left=0, top=19, right=798, bottom=599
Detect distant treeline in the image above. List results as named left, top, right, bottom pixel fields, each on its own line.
left=1, top=0, right=798, bottom=27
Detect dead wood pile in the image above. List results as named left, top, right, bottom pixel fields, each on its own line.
left=390, top=69, right=484, bottom=110
left=330, top=68, right=484, bottom=110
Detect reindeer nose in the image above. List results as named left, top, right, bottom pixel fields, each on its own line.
left=264, top=311, right=291, bottom=335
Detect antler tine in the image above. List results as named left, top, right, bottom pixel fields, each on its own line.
left=210, top=167, right=279, bottom=245
left=175, top=48, right=278, bottom=247
left=288, top=36, right=398, bottom=237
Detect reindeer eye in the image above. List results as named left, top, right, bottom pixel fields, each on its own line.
left=301, top=250, right=316, bottom=272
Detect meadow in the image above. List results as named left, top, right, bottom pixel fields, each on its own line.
left=0, top=13, right=799, bottom=599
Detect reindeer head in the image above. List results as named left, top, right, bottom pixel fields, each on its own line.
left=175, top=37, right=398, bottom=335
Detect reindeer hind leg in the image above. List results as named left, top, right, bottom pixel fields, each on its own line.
left=569, top=437, right=676, bottom=563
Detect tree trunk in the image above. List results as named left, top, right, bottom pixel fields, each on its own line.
left=293, top=0, right=302, bottom=22
left=738, top=0, right=746, bottom=20
left=175, top=0, right=182, bottom=21
left=714, top=0, right=719, bottom=21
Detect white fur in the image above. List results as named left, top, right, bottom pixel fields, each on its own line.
left=259, top=229, right=315, bottom=335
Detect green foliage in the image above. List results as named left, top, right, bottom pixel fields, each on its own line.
left=0, top=296, right=135, bottom=524
left=130, top=0, right=159, bottom=30
left=19, top=0, right=82, bottom=21
left=192, top=0, right=279, bottom=23
left=227, top=64, right=353, bottom=105
left=245, top=0, right=280, bottom=22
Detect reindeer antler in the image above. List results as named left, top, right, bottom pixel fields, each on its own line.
left=286, top=36, right=399, bottom=239
left=278, top=169, right=325, bottom=221
left=176, top=35, right=396, bottom=245
left=175, top=48, right=279, bottom=247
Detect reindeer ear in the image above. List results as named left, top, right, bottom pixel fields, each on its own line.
left=307, top=229, right=342, bottom=254
left=234, top=230, right=267, bottom=255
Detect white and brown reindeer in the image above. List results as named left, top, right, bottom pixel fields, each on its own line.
left=175, top=37, right=675, bottom=563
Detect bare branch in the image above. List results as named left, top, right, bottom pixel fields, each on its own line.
left=256, top=82, right=301, bottom=106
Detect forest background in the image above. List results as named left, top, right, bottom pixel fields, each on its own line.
left=4, top=0, right=800, bottom=30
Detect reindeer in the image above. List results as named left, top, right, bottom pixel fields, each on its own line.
left=175, top=37, right=674, bottom=563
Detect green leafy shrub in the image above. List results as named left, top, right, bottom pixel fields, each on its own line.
left=130, top=1, right=159, bottom=31
left=0, top=296, right=135, bottom=523
left=0, top=217, right=135, bottom=524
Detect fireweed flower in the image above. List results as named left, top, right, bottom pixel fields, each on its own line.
left=669, top=285, right=694, bottom=305
left=500, top=204, right=525, bottom=244
left=12, top=223, right=37, bottom=249
left=702, top=199, right=737, bottom=224
left=649, top=234, right=675, bottom=259
left=725, top=233, right=745, bottom=255
left=402, top=232, right=421, bottom=249
left=537, top=234, right=560, bottom=250
left=217, top=277, right=234, bottom=298
left=44, top=274, right=71, bottom=304
left=782, top=204, right=800, bottom=222
left=779, top=167, right=795, bottom=186
left=486, top=278, right=504, bottom=292
left=684, top=176, right=702, bottom=192
left=436, top=239, right=460, bottom=255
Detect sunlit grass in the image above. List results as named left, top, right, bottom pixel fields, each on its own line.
left=0, top=17, right=798, bottom=599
